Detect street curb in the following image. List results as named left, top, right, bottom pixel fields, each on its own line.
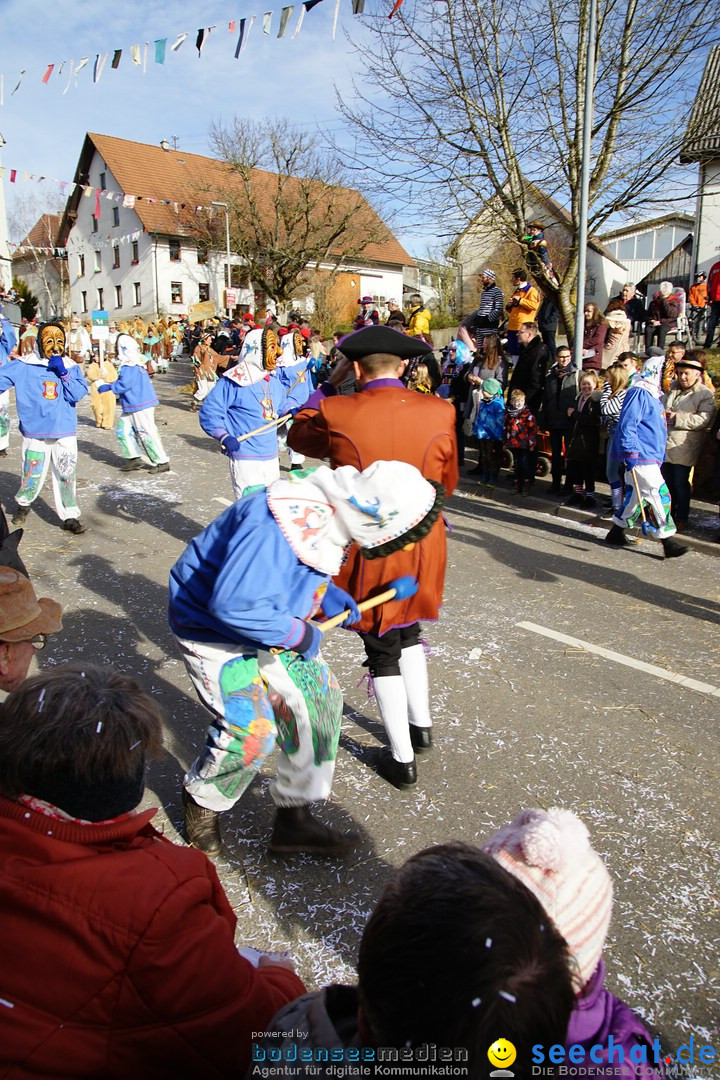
left=456, top=478, right=720, bottom=559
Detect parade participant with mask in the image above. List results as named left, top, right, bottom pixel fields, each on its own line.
left=0, top=310, right=17, bottom=456
left=170, top=461, right=443, bottom=857
left=0, top=322, right=88, bottom=534
left=276, top=328, right=312, bottom=472
left=199, top=327, right=308, bottom=500
left=96, top=334, right=170, bottom=473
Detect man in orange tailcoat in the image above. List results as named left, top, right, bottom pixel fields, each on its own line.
left=288, top=325, right=458, bottom=790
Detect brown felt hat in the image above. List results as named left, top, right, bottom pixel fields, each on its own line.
left=675, top=357, right=706, bottom=371
left=0, top=569, right=63, bottom=642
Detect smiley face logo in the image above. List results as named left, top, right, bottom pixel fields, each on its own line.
left=488, top=1039, right=517, bottom=1070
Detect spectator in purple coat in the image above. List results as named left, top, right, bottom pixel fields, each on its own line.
left=582, top=303, right=609, bottom=371
left=484, top=808, right=665, bottom=1079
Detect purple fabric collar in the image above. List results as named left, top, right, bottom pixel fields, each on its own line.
left=362, top=378, right=405, bottom=390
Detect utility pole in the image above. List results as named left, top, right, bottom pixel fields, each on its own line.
left=0, top=133, right=13, bottom=292
left=211, top=201, right=232, bottom=318
left=573, top=0, right=598, bottom=366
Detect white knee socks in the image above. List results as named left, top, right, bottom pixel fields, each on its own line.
left=398, top=644, right=432, bottom=729
left=372, top=675, right=414, bottom=763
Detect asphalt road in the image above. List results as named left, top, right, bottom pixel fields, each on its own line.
left=7, top=359, right=718, bottom=1068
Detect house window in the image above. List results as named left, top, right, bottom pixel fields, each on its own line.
left=81, top=291, right=88, bottom=313
left=618, top=236, right=635, bottom=261
left=170, top=282, right=183, bottom=304
left=99, top=171, right=106, bottom=192
left=635, top=232, right=653, bottom=260
left=115, top=285, right=123, bottom=308
left=198, top=283, right=210, bottom=302
left=169, top=239, right=181, bottom=262
left=97, top=288, right=104, bottom=309
left=112, top=207, right=120, bottom=228
left=131, top=241, right=139, bottom=264
left=112, top=245, right=120, bottom=269
left=197, top=247, right=208, bottom=265
left=133, top=282, right=141, bottom=306
left=94, top=250, right=101, bottom=272
left=78, top=254, right=85, bottom=277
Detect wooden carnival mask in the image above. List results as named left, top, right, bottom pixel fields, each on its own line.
left=262, top=327, right=280, bottom=372
left=38, top=323, right=66, bottom=360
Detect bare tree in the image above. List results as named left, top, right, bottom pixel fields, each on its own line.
left=336, top=0, right=715, bottom=337
left=9, top=193, right=69, bottom=317
left=195, top=117, right=388, bottom=307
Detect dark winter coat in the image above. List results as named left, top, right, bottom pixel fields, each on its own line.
left=540, top=364, right=580, bottom=431
left=507, top=335, right=548, bottom=414
left=565, top=393, right=601, bottom=462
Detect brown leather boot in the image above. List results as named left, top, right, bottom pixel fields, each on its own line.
left=182, top=788, right=222, bottom=855
left=268, top=806, right=358, bottom=855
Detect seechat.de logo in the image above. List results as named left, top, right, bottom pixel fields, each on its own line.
left=488, top=1038, right=517, bottom=1077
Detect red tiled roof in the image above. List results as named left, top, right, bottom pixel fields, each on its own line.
left=60, top=133, right=414, bottom=267
left=17, top=214, right=62, bottom=249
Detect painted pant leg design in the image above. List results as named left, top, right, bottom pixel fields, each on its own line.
left=132, top=407, right=169, bottom=465
left=180, top=638, right=278, bottom=812
left=49, top=437, right=80, bottom=521
left=0, top=390, right=10, bottom=451
left=117, top=414, right=144, bottom=461
left=614, top=462, right=676, bottom=538
left=16, top=438, right=51, bottom=506
left=261, top=649, right=343, bottom=808
left=229, top=456, right=280, bottom=501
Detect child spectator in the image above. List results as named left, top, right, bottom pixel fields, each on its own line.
left=406, top=361, right=433, bottom=395
left=504, top=388, right=537, bottom=495
left=566, top=370, right=601, bottom=507
left=0, top=664, right=305, bottom=1078
left=483, top=808, right=665, bottom=1079
left=253, top=842, right=575, bottom=1075
left=600, top=363, right=630, bottom=517
left=524, top=221, right=558, bottom=283
left=469, top=377, right=505, bottom=484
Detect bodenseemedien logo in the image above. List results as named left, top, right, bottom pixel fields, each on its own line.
left=488, top=1038, right=516, bottom=1077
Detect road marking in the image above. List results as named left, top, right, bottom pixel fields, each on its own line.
left=213, top=497, right=233, bottom=507
left=516, top=621, right=720, bottom=699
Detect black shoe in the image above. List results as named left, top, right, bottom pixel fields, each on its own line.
left=605, top=523, right=629, bottom=546
left=0, top=448, right=7, bottom=457
left=566, top=493, right=585, bottom=506
left=548, top=482, right=562, bottom=494
left=11, top=506, right=29, bottom=526
left=182, top=788, right=223, bottom=855
left=61, top=518, right=86, bottom=534
left=268, top=806, right=358, bottom=855
left=289, top=463, right=304, bottom=472
left=120, top=457, right=144, bottom=472
left=409, top=725, right=433, bottom=754
left=149, top=462, right=171, bottom=473
left=377, top=747, right=417, bottom=789
left=662, top=537, right=688, bottom=559
left=583, top=494, right=597, bottom=508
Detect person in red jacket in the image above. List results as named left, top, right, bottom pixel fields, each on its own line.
left=288, top=325, right=458, bottom=791
left=0, top=664, right=305, bottom=1079
left=703, top=260, right=720, bottom=348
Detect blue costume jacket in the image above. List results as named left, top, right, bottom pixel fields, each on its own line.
left=110, top=365, right=159, bottom=414
left=169, top=490, right=327, bottom=652
left=199, top=371, right=309, bottom=462
left=0, top=356, right=88, bottom=439
left=609, top=384, right=666, bottom=466
left=0, top=318, right=17, bottom=365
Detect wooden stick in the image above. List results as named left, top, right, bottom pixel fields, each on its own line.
left=235, top=414, right=291, bottom=443
left=317, top=587, right=398, bottom=634
left=630, top=467, right=648, bottom=529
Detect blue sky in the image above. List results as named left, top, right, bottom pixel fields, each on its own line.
left=0, top=0, right=414, bottom=247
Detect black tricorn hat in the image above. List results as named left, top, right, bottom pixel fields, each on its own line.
left=338, top=325, right=432, bottom=361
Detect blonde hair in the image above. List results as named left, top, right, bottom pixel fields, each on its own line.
left=407, top=363, right=433, bottom=394
left=606, top=365, right=629, bottom=397
left=508, top=389, right=526, bottom=408
left=579, top=371, right=599, bottom=391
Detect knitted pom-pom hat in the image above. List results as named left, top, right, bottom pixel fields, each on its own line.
left=482, top=808, right=613, bottom=990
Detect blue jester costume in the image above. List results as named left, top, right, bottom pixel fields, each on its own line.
left=169, top=461, right=442, bottom=856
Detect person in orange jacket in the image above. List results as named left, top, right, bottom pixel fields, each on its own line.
left=505, top=268, right=540, bottom=364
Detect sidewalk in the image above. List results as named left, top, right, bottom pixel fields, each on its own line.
left=455, top=469, right=720, bottom=558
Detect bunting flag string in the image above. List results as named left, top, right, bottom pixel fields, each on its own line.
left=11, top=227, right=148, bottom=257
left=0, top=0, right=377, bottom=101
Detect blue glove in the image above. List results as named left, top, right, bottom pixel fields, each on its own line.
left=220, top=435, right=240, bottom=456
left=321, top=581, right=361, bottom=628
left=297, top=622, right=323, bottom=662
left=96, top=383, right=114, bottom=394
left=47, top=356, right=68, bottom=378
